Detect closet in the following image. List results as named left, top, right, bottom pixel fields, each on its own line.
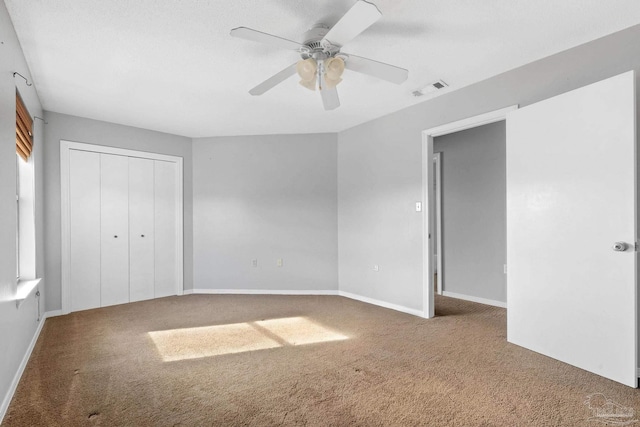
left=63, top=142, right=183, bottom=313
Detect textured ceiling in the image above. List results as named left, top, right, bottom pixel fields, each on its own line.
left=5, top=0, right=640, bottom=137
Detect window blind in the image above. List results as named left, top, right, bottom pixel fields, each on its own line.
left=16, top=91, right=33, bottom=162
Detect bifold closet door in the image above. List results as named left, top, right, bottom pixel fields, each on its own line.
left=129, top=157, right=155, bottom=302
left=154, top=160, right=178, bottom=297
left=100, top=154, right=130, bottom=307
left=69, top=150, right=101, bottom=312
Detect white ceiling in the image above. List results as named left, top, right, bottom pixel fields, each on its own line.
left=5, top=1, right=640, bottom=138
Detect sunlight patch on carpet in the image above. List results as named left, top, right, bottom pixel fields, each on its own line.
left=148, top=323, right=280, bottom=361
left=148, top=317, right=348, bottom=361
left=256, top=317, right=349, bottom=346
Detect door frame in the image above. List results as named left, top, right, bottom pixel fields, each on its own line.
left=421, top=105, right=517, bottom=318
left=434, top=152, right=443, bottom=295
left=60, top=140, right=184, bottom=315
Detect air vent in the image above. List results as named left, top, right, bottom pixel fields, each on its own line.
left=413, top=80, right=448, bottom=97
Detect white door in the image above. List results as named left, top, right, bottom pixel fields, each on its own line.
left=69, top=150, right=101, bottom=311
left=100, top=154, right=130, bottom=307
left=129, top=157, right=155, bottom=302
left=506, top=71, right=637, bottom=386
left=154, top=160, right=179, bottom=298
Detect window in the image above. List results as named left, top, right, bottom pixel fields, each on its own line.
left=15, top=90, right=36, bottom=283
left=16, top=154, right=20, bottom=279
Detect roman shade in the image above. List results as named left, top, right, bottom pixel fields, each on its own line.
left=16, top=90, right=32, bottom=161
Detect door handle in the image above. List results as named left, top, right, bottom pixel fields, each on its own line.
left=613, top=242, right=628, bottom=252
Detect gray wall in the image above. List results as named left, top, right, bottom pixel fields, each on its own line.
left=434, top=121, right=506, bottom=303
left=192, top=134, right=338, bottom=291
left=2, top=14, right=640, bottom=414
left=0, top=1, right=45, bottom=414
left=43, top=112, right=193, bottom=312
left=337, top=121, right=422, bottom=308
left=338, top=23, right=640, bottom=312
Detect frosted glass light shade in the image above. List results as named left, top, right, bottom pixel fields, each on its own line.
left=299, top=78, right=316, bottom=91
left=297, top=58, right=318, bottom=91
left=324, top=57, right=345, bottom=80
left=323, top=57, right=345, bottom=89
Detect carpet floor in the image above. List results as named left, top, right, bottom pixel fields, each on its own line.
left=3, top=294, right=640, bottom=426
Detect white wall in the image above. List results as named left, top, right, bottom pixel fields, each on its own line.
left=43, top=112, right=193, bottom=311
left=338, top=23, right=640, bottom=313
left=0, top=0, right=45, bottom=416
left=192, top=134, right=338, bottom=292
left=434, top=121, right=506, bottom=303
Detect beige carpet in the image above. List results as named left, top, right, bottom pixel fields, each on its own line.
left=4, top=294, right=640, bottom=426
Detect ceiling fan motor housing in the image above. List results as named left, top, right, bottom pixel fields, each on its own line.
left=300, top=24, right=339, bottom=60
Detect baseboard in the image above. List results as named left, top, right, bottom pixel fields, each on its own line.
left=0, top=310, right=55, bottom=423
left=184, top=289, right=424, bottom=317
left=44, top=309, right=63, bottom=318
left=184, top=289, right=340, bottom=296
left=338, top=291, right=424, bottom=318
left=441, top=291, right=507, bottom=308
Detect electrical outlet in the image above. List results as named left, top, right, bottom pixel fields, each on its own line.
left=252, top=259, right=258, bottom=268
left=277, top=258, right=283, bottom=267
left=373, top=264, right=379, bottom=272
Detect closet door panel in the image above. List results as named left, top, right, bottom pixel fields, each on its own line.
left=69, top=149, right=101, bottom=311
left=100, top=153, right=130, bottom=307
left=154, top=160, right=178, bottom=297
left=129, top=157, right=155, bottom=302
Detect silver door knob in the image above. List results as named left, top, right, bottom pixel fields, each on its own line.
left=613, top=242, right=628, bottom=252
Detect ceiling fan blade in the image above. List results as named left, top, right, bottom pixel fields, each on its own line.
left=321, top=87, right=340, bottom=110
left=230, top=27, right=303, bottom=51
left=343, top=53, right=408, bottom=84
left=321, top=0, right=381, bottom=48
left=320, top=75, right=340, bottom=110
left=249, top=63, right=298, bottom=96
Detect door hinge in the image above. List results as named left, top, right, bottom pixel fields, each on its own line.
left=635, top=242, right=639, bottom=252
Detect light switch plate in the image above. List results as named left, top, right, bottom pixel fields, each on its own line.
left=415, top=202, right=422, bottom=212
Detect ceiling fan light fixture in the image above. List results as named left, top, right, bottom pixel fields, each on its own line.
left=296, top=58, right=317, bottom=82
left=324, top=57, right=345, bottom=81
left=297, top=58, right=318, bottom=91
left=299, top=78, right=317, bottom=91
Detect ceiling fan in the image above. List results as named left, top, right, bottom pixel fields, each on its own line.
left=230, top=0, right=409, bottom=111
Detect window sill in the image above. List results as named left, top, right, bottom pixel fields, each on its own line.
left=15, top=278, right=41, bottom=309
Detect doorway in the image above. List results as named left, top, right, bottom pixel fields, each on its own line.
left=421, top=106, right=517, bottom=318
left=433, top=122, right=507, bottom=307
